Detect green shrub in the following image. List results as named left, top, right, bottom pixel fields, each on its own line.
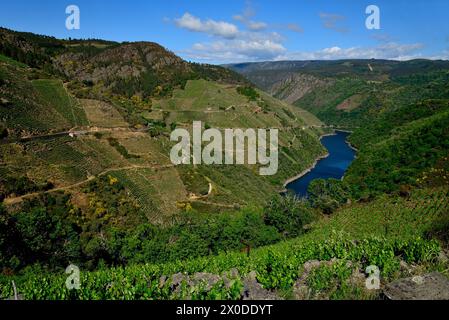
left=236, top=86, right=260, bottom=101
left=308, top=179, right=350, bottom=214
left=264, top=194, right=316, bottom=237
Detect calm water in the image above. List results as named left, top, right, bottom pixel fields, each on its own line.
left=286, top=131, right=356, bottom=197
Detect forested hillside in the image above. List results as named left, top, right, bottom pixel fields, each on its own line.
left=0, top=28, right=326, bottom=276
left=1, top=28, right=449, bottom=300
left=227, top=59, right=449, bottom=129
left=228, top=59, right=449, bottom=201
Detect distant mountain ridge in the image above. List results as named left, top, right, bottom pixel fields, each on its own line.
left=226, top=59, right=449, bottom=78
left=226, top=58, right=449, bottom=128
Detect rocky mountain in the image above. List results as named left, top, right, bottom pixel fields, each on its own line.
left=227, top=59, right=449, bottom=128
left=0, top=27, right=247, bottom=100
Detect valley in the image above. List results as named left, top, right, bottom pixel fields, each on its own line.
left=0, top=27, right=448, bottom=301
left=285, top=131, right=356, bottom=197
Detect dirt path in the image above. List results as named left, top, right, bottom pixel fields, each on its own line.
left=3, top=164, right=174, bottom=205
left=1, top=126, right=148, bottom=145
left=189, top=199, right=237, bottom=209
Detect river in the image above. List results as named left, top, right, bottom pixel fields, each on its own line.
left=286, top=131, right=356, bottom=197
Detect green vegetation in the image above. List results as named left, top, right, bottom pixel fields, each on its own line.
left=308, top=179, right=350, bottom=214
left=0, top=194, right=81, bottom=271
left=305, top=187, right=448, bottom=241
left=107, top=137, right=140, bottom=159
left=345, top=110, right=449, bottom=198
left=0, top=181, right=319, bottom=273
left=0, top=53, right=27, bottom=68
left=0, top=213, right=443, bottom=299
left=1, top=28, right=449, bottom=300
left=237, top=60, right=449, bottom=202
left=0, top=175, right=53, bottom=201
left=236, top=86, right=260, bottom=101
left=1, top=184, right=447, bottom=300
left=295, top=78, right=370, bottom=127
left=0, top=62, right=88, bottom=136
left=0, top=124, right=7, bottom=139
left=32, top=79, right=89, bottom=127
left=264, top=195, right=317, bottom=238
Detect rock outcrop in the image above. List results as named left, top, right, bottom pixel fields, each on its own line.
left=384, top=272, right=449, bottom=300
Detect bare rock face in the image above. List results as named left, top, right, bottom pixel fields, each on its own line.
left=270, top=73, right=330, bottom=104
left=384, top=272, right=449, bottom=300
left=159, top=270, right=242, bottom=298
left=157, top=269, right=282, bottom=300
left=190, top=273, right=222, bottom=291
left=242, top=271, right=282, bottom=300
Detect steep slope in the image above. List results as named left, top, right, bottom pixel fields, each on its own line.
left=0, top=58, right=88, bottom=137
left=1, top=186, right=447, bottom=300
left=345, top=103, right=449, bottom=198
left=0, top=29, right=325, bottom=223
left=1, top=30, right=449, bottom=300
left=228, top=59, right=449, bottom=201
left=227, top=59, right=449, bottom=128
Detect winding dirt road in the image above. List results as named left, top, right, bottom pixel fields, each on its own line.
left=3, top=164, right=174, bottom=205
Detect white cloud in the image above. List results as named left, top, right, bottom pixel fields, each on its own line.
left=287, top=23, right=304, bottom=34
left=175, top=13, right=239, bottom=39
left=322, top=46, right=342, bottom=54
left=319, top=12, right=348, bottom=33
left=181, top=41, right=442, bottom=63
left=243, top=31, right=284, bottom=43
left=184, top=39, right=286, bottom=62
left=232, top=2, right=268, bottom=32
left=172, top=9, right=446, bottom=63
left=278, top=42, right=427, bottom=61
left=174, top=8, right=287, bottom=62
left=247, top=21, right=268, bottom=31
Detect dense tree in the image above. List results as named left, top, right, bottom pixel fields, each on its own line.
left=0, top=125, right=8, bottom=139
left=0, top=195, right=81, bottom=271
left=236, top=86, right=260, bottom=101
left=308, top=179, right=350, bottom=214
left=264, top=194, right=316, bottom=237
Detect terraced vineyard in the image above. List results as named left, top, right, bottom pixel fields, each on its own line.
left=32, top=79, right=89, bottom=128
left=114, top=133, right=171, bottom=166
left=110, top=167, right=187, bottom=224
left=1, top=52, right=326, bottom=221
left=80, top=99, right=128, bottom=128
left=11, top=136, right=127, bottom=185
left=2, top=28, right=448, bottom=302
left=305, top=187, right=449, bottom=241
left=3, top=183, right=447, bottom=300
left=152, top=79, right=323, bottom=130
left=1, top=62, right=81, bottom=134
left=0, top=189, right=445, bottom=300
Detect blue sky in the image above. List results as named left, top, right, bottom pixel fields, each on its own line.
left=1, top=0, right=449, bottom=64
